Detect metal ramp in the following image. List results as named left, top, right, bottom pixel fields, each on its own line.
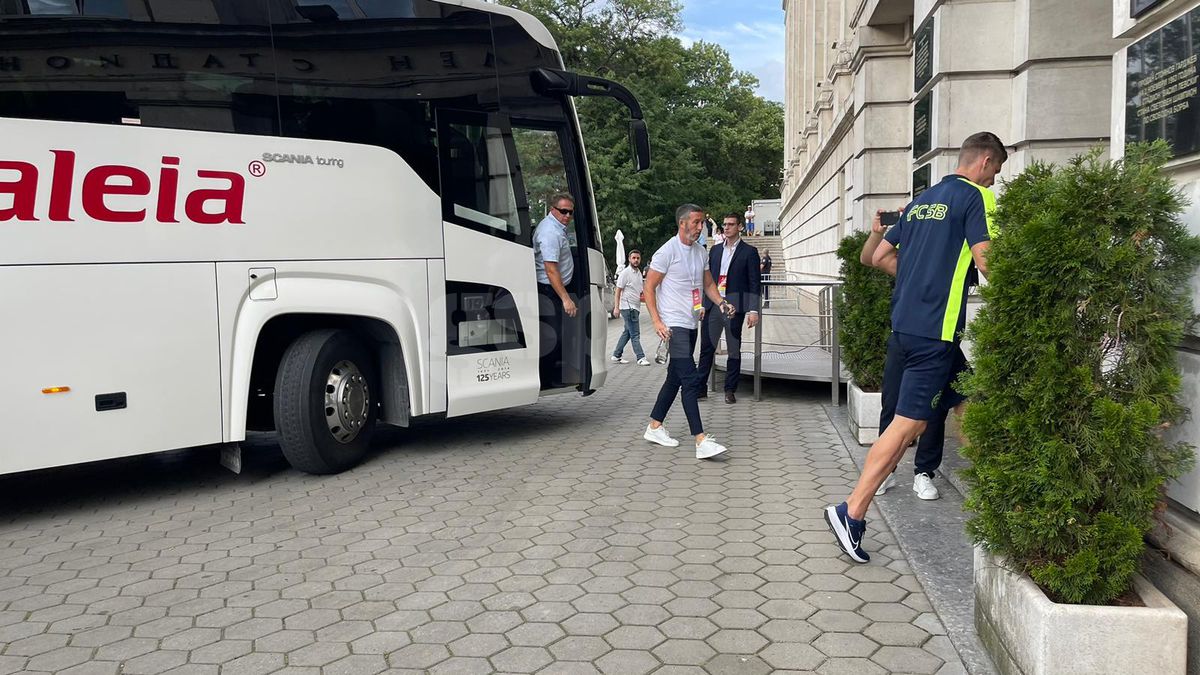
left=712, top=278, right=847, bottom=404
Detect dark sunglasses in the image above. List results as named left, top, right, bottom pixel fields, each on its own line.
left=555, top=207, right=574, bottom=215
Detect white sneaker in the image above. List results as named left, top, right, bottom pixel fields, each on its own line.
left=610, top=355, right=629, bottom=364
left=644, top=424, right=679, bottom=447
left=695, top=436, right=728, bottom=460
left=874, top=473, right=896, bottom=496
left=913, top=473, right=940, bottom=500
left=636, top=358, right=652, bottom=366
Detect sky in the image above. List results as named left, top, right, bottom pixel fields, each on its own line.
left=679, top=0, right=786, bottom=102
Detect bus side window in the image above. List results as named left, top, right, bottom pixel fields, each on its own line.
left=0, top=1, right=277, bottom=133
left=438, top=118, right=529, bottom=243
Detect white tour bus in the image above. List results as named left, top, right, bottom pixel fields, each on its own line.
left=0, top=0, right=650, bottom=476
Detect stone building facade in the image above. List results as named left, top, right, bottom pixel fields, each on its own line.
left=782, top=0, right=1200, bottom=669
left=780, top=0, right=1116, bottom=281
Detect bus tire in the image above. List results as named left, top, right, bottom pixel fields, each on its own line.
left=274, top=329, right=377, bottom=474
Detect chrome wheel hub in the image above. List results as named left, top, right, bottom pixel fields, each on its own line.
left=324, top=360, right=369, bottom=443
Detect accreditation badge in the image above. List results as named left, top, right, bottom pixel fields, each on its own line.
left=692, top=288, right=702, bottom=321
left=718, top=274, right=728, bottom=299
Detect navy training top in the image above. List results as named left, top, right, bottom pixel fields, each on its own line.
left=883, top=174, right=996, bottom=342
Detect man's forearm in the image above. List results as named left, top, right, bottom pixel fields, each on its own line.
left=860, top=230, right=886, bottom=266
left=704, top=278, right=725, bottom=307
left=545, top=262, right=570, bottom=300
left=613, top=288, right=623, bottom=309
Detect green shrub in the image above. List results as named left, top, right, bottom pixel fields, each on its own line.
left=961, top=142, right=1200, bottom=605
left=835, top=231, right=893, bottom=392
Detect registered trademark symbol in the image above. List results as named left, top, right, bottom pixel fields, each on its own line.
left=248, top=160, right=266, bottom=177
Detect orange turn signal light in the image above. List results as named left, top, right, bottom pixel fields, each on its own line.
left=42, top=386, right=71, bottom=394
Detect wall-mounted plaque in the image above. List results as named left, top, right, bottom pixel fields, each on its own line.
left=913, top=164, right=932, bottom=198
left=1132, top=0, right=1167, bottom=18
left=1126, top=6, right=1200, bottom=157
left=914, top=17, right=934, bottom=92
left=913, top=91, right=932, bottom=158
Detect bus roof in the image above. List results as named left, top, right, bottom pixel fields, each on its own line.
left=437, top=0, right=558, bottom=51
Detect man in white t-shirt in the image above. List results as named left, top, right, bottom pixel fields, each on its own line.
left=642, top=204, right=736, bottom=460
left=611, top=250, right=650, bottom=365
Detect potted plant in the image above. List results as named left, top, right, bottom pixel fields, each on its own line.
left=835, top=231, right=893, bottom=444
left=962, top=143, right=1199, bottom=675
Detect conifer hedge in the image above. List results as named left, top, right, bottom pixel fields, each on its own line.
left=961, top=142, right=1200, bottom=605
left=835, top=231, right=893, bottom=392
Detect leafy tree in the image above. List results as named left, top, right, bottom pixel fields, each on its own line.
left=961, top=142, right=1200, bottom=605
left=500, top=0, right=784, bottom=268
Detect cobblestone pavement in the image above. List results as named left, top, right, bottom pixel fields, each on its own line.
left=0, top=316, right=964, bottom=674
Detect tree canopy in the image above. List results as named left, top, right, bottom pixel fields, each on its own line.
left=501, top=0, right=784, bottom=269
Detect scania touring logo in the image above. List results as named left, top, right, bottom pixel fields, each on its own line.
left=262, top=152, right=345, bottom=168
left=0, top=150, right=248, bottom=224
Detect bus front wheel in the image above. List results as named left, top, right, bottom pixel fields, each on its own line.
left=274, top=329, right=378, bottom=474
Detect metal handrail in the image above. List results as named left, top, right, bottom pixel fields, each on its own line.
left=754, top=280, right=843, bottom=405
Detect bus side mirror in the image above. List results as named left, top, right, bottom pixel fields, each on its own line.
left=532, top=68, right=652, bottom=172
left=629, top=119, right=650, bottom=172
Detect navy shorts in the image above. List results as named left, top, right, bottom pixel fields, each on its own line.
left=891, top=332, right=959, bottom=421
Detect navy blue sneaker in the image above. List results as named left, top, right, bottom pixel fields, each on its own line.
left=824, top=502, right=869, bottom=563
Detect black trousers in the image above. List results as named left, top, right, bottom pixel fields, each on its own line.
left=650, top=328, right=704, bottom=436
left=698, top=310, right=746, bottom=393
left=537, top=283, right=566, bottom=388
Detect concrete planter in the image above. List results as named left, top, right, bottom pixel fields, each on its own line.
left=847, top=380, right=881, bottom=445
left=974, top=547, right=1187, bottom=675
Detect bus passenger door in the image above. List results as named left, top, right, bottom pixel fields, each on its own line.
left=511, top=124, right=593, bottom=392
left=438, top=111, right=543, bottom=417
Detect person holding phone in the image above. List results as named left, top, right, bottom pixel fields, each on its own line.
left=825, top=131, right=1006, bottom=564
left=860, top=207, right=969, bottom=502
left=643, top=204, right=736, bottom=460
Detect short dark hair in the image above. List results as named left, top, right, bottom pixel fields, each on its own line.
left=551, top=193, right=574, bottom=209
left=675, top=203, right=704, bottom=224
left=628, top=249, right=642, bottom=258
left=958, top=132, right=1008, bottom=166
left=723, top=212, right=743, bottom=225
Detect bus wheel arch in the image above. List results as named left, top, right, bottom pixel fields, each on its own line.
left=245, top=314, right=412, bottom=462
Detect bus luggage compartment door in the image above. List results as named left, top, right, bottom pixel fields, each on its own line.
left=0, top=263, right=223, bottom=475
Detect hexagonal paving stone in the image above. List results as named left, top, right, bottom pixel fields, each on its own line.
left=595, top=649, right=660, bottom=675
left=872, top=645, right=945, bottom=674
left=864, top=621, right=932, bottom=647
left=562, top=612, right=619, bottom=636
left=550, top=635, right=612, bottom=661
left=604, top=625, right=666, bottom=650
left=813, top=632, right=880, bottom=658
left=389, top=643, right=451, bottom=669
left=505, top=622, right=565, bottom=647
left=652, top=638, right=715, bottom=665
left=705, top=629, right=768, bottom=654
left=490, top=646, right=552, bottom=673
left=446, top=633, right=508, bottom=658
left=703, top=654, right=772, bottom=675
left=809, top=609, right=871, bottom=632
left=0, top=342, right=965, bottom=675
left=660, top=616, right=719, bottom=640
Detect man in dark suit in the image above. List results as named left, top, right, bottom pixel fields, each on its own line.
left=697, top=213, right=761, bottom=404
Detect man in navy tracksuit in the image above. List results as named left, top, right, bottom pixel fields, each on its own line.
left=824, top=132, right=1006, bottom=564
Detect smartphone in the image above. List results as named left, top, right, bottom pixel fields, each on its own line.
left=880, top=210, right=902, bottom=226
